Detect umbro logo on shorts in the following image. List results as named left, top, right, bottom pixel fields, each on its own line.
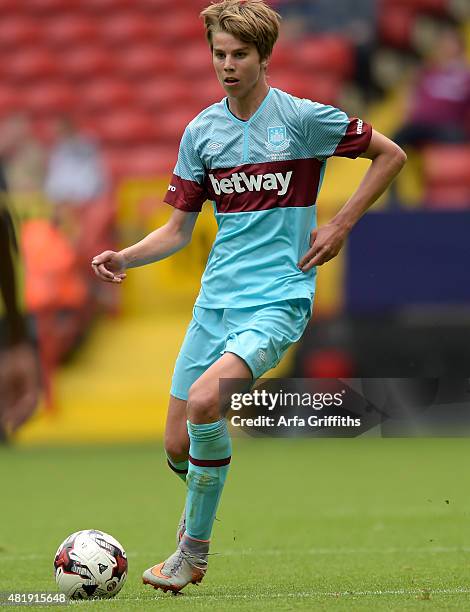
left=208, top=170, right=293, bottom=196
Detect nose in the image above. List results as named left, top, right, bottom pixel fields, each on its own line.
left=223, top=54, right=234, bottom=71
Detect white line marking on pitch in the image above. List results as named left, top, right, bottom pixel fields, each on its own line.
left=1, top=546, right=470, bottom=562
left=223, top=546, right=470, bottom=556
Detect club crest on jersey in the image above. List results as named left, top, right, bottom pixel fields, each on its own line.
left=265, top=126, right=291, bottom=152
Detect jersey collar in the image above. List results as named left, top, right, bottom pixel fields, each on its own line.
left=223, top=87, right=273, bottom=127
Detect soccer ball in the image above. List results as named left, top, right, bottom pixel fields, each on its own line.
left=54, top=529, right=128, bottom=599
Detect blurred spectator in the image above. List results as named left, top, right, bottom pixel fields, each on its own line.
left=45, top=116, right=109, bottom=244
left=285, top=0, right=376, bottom=39
left=45, top=116, right=108, bottom=206
left=277, top=0, right=379, bottom=102
left=20, top=215, right=92, bottom=410
left=0, top=167, right=40, bottom=440
left=44, top=115, right=117, bottom=307
left=394, top=25, right=470, bottom=150
left=0, top=115, right=47, bottom=221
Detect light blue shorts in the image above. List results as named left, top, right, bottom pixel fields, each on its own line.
left=170, top=298, right=312, bottom=401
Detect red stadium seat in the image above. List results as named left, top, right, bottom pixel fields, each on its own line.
left=379, top=5, right=417, bottom=49
left=296, top=36, right=355, bottom=80
left=308, top=76, right=342, bottom=106
left=103, top=148, right=126, bottom=178
left=159, top=13, right=205, bottom=43
left=191, top=78, right=225, bottom=108
left=269, top=71, right=342, bottom=105
left=0, top=88, right=21, bottom=117
left=31, top=117, right=61, bottom=145
left=60, top=48, right=116, bottom=80
left=0, top=17, right=41, bottom=49
left=422, top=145, right=470, bottom=209
left=26, top=0, right=80, bottom=12
left=139, top=0, right=178, bottom=11
left=187, top=0, right=213, bottom=9
left=155, top=109, right=194, bottom=144
left=116, top=45, right=176, bottom=79
left=382, top=0, right=449, bottom=14
left=420, top=0, right=449, bottom=10
left=137, top=79, right=188, bottom=111
left=0, top=0, right=20, bottom=12
left=105, top=146, right=174, bottom=178
left=174, top=43, right=212, bottom=78
left=4, top=50, right=58, bottom=82
left=269, top=42, right=295, bottom=72
left=81, top=79, right=135, bottom=112
left=268, top=71, right=307, bottom=98
left=100, top=14, right=156, bottom=46
left=44, top=16, right=99, bottom=49
left=25, top=83, right=75, bottom=116
left=80, top=0, right=135, bottom=11
left=90, top=111, right=157, bottom=145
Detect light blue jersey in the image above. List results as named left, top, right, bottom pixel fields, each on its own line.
left=165, top=87, right=372, bottom=308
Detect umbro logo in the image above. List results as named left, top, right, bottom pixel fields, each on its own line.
left=356, top=119, right=363, bottom=135
left=208, top=142, right=223, bottom=152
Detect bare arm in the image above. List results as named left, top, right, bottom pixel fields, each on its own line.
left=298, top=130, right=406, bottom=271
left=122, top=209, right=198, bottom=268
left=92, top=209, right=198, bottom=283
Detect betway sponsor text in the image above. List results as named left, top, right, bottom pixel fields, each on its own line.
left=208, top=171, right=293, bottom=197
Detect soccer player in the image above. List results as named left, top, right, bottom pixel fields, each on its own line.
left=92, top=0, right=406, bottom=593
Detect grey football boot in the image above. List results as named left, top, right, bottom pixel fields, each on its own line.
left=142, top=535, right=208, bottom=594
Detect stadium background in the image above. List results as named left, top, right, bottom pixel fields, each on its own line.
left=1, top=0, right=469, bottom=444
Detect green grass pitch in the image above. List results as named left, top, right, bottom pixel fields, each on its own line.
left=1, top=437, right=469, bottom=610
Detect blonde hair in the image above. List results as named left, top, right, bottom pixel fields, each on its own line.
left=200, top=0, right=281, bottom=61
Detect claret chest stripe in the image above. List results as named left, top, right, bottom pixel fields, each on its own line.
left=204, top=158, right=322, bottom=213
left=165, top=158, right=323, bottom=214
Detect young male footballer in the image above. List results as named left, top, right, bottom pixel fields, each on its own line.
left=92, top=0, right=406, bottom=593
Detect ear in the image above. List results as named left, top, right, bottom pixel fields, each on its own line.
left=261, top=54, right=270, bottom=69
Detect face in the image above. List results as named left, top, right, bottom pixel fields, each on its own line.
left=436, top=29, right=464, bottom=63
left=212, top=31, right=267, bottom=99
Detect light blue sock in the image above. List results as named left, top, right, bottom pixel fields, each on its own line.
left=185, top=419, right=231, bottom=541
left=166, top=454, right=188, bottom=483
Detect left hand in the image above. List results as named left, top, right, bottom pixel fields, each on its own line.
left=298, top=222, right=349, bottom=272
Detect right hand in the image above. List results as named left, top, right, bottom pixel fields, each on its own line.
left=91, top=250, right=127, bottom=283
left=0, top=343, right=40, bottom=434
